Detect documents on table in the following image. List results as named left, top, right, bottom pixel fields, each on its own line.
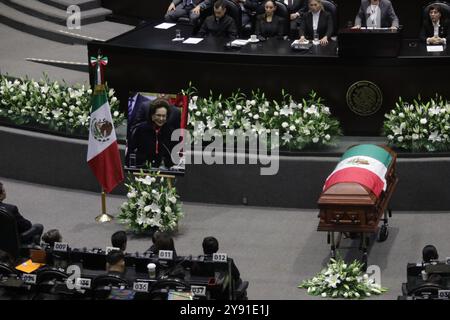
left=154, top=22, right=176, bottom=29
left=231, top=39, right=249, bottom=46
left=427, top=45, right=444, bottom=52
left=182, top=38, right=204, bottom=44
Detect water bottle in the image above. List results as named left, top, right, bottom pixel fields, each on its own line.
left=313, top=29, right=319, bottom=45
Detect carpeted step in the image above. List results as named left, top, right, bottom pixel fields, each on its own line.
left=38, top=0, right=101, bottom=11
left=0, top=2, right=110, bottom=44
left=2, top=0, right=112, bottom=26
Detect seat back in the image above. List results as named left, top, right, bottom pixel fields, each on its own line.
left=0, top=207, right=20, bottom=260
left=223, top=0, right=243, bottom=35
left=275, top=1, right=289, bottom=36
left=322, top=0, right=338, bottom=36
left=92, top=274, right=128, bottom=288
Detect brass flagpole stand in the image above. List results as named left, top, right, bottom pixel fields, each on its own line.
left=95, top=190, right=114, bottom=223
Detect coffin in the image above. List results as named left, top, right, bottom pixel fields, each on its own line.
left=317, top=144, right=398, bottom=233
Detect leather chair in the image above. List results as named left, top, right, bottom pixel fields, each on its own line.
left=322, top=0, right=338, bottom=36
left=0, top=207, right=20, bottom=260
left=224, top=0, right=243, bottom=36
left=0, top=263, right=16, bottom=276
left=92, top=274, right=128, bottom=300
left=149, top=278, right=191, bottom=300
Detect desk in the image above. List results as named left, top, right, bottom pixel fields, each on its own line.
left=88, top=22, right=450, bottom=135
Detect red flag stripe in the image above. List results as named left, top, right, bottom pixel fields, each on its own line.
left=87, top=141, right=124, bottom=193
left=323, top=167, right=385, bottom=197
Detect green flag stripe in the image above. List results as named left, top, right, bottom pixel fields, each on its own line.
left=341, top=144, right=392, bottom=168
left=91, top=90, right=108, bottom=113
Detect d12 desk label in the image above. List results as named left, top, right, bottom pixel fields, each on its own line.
left=133, top=282, right=149, bottom=293
left=159, top=250, right=174, bottom=260
left=438, top=290, right=450, bottom=299
left=191, top=285, right=206, bottom=297
left=213, top=253, right=228, bottom=263
left=53, top=242, right=69, bottom=252
left=76, top=278, right=91, bottom=289
left=22, top=274, right=37, bottom=284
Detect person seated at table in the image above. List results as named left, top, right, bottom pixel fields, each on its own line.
left=233, top=0, right=261, bottom=30
left=0, top=181, right=43, bottom=245
left=202, top=236, right=241, bottom=283
left=127, top=98, right=175, bottom=169
left=41, top=229, right=62, bottom=248
left=111, top=231, right=127, bottom=252
left=198, top=0, right=238, bottom=39
left=299, top=0, right=333, bottom=45
left=106, top=250, right=126, bottom=277
left=255, top=0, right=285, bottom=39
left=353, top=0, right=399, bottom=29
left=153, top=232, right=178, bottom=258
left=420, top=4, right=449, bottom=45
left=284, top=0, right=308, bottom=37
left=165, top=0, right=212, bottom=25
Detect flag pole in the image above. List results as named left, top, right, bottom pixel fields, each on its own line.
left=95, top=189, right=114, bottom=223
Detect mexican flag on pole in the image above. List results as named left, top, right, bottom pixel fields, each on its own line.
left=323, top=144, right=393, bottom=197
left=87, top=85, right=124, bottom=193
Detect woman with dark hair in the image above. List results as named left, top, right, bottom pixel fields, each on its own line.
left=128, top=98, right=175, bottom=168
left=420, top=4, right=449, bottom=45
left=255, top=0, right=285, bottom=39
left=299, top=0, right=333, bottom=45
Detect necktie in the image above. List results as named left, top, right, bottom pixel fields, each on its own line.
left=128, top=97, right=134, bottom=116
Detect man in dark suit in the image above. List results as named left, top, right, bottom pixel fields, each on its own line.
left=299, top=0, right=333, bottom=45
left=232, top=0, right=260, bottom=29
left=0, top=182, right=43, bottom=244
left=165, top=0, right=212, bottom=25
left=198, top=0, right=238, bottom=39
left=127, top=92, right=151, bottom=140
left=354, top=0, right=399, bottom=29
left=282, top=0, right=308, bottom=37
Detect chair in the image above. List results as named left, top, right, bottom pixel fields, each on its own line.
left=275, top=1, right=290, bottom=36
left=149, top=278, right=191, bottom=300
left=321, top=0, right=338, bottom=37
left=0, top=207, right=20, bottom=260
left=92, top=274, right=128, bottom=300
left=423, top=1, right=450, bottom=20
left=36, top=268, right=69, bottom=294
left=0, top=263, right=16, bottom=276
left=224, top=0, right=243, bottom=36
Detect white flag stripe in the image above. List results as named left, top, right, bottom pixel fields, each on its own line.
left=325, top=155, right=388, bottom=191
left=87, top=101, right=117, bottom=161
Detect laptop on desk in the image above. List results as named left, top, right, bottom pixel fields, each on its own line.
left=338, top=27, right=402, bottom=57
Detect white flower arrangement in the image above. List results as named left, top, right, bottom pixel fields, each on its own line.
left=184, top=87, right=342, bottom=150
left=0, top=74, right=124, bottom=135
left=299, top=257, right=387, bottom=299
left=117, top=172, right=183, bottom=233
left=384, top=96, right=450, bottom=152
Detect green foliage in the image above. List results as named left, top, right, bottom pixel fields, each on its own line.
left=383, top=96, right=450, bottom=152
left=185, top=87, right=342, bottom=150
left=117, top=171, right=183, bottom=233
left=299, top=256, right=388, bottom=299
left=0, top=74, right=124, bottom=135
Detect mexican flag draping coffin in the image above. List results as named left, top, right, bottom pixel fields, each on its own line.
left=317, top=144, right=398, bottom=233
